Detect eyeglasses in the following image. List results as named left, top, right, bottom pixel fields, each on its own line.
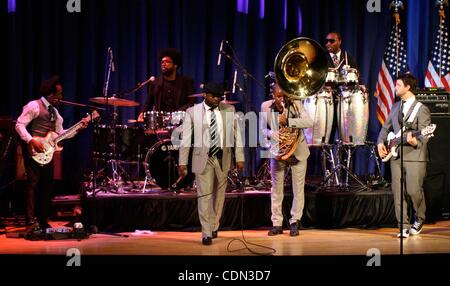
left=325, top=38, right=336, bottom=44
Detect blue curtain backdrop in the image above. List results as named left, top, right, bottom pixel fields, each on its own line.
left=1, top=0, right=447, bottom=191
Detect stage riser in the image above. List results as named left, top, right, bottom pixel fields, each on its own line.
left=83, top=191, right=397, bottom=232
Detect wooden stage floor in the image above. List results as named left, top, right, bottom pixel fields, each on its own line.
left=1, top=220, right=450, bottom=257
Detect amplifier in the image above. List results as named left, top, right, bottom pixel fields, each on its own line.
left=416, top=88, right=450, bottom=116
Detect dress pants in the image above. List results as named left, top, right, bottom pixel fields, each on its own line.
left=195, top=156, right=228, bottom=238
left=390, top=159, right=427, bottom=227
left=270, top=157, right=307, bottom=226
left=23, top=144, right=54, bottom=225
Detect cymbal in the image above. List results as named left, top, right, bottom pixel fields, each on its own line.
left=188, top=91, right=231, bottom=98
left=188, top=93, right=205, bottom=98
left=221, top=99, right=240, bottom=105
left=127, top=119, right=144, bottom=124
left=89, top=96, right=139, bottom=107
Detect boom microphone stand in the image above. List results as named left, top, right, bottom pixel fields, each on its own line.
left=219, top=41, right=265, bottom=186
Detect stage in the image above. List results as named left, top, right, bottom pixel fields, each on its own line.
left=80, top=178, right=397, bottom=233
left=1, top=220, right=450, bottom=267
left=2, top=183, right=450, bottom=269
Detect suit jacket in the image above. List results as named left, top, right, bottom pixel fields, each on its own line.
left=143, top=75, right=195, bottom=112
left=260, top=99, right=313, bottom=161
left=179, top=102, right=245, bottom=174
left=377, top=99, right=431, bottom=162
left=327, top=50, right=358, bottom=70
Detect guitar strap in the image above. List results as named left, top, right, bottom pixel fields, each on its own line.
left=406, top=101, right=422, bottom=124
left=394, top=101, right=423, bottom=138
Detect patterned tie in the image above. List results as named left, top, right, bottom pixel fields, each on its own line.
left=48, top=105, right=55, bottom=122
left=332, top=54, right=339, bottom=67
left=398, top=100, right=406, bottom=125
left=209, top=108, right=220, bottom=157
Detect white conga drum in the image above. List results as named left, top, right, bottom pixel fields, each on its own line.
left=303, top=88, right=334, bottom=146
left=337, top=86, right=369, bottom=145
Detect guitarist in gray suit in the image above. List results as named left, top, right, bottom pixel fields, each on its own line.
left=177, top=82, right=245, bottom=245
left=261, top=82, right=313, bottom=237
left=15, top=76, right=88, bottom=229
left=377, top=73, right=431, bottom=238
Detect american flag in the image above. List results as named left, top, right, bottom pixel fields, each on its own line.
left=374, top=23, right=409, bottom=125
left=424, top=15, right=450, bottom=90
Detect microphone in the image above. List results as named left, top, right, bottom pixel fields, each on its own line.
left=109, top=47, right=115, bottom=72
left=232, top=69, right=238, bottom=94
left=217, top=40, right=224, bottom=66
left=139, top=76, right=155, bottom=88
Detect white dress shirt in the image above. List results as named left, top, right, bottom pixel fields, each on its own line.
left=401, top=96, right=416, bottom=118
left=16, top=97, right=64, bottom=143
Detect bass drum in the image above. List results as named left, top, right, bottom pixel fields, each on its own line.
left=337, top=86, right=369, bottom=145
left=144, top=139, right=194, bottom=190
left=303, top=88, right=334, bottom=146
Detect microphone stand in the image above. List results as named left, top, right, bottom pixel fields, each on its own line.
left=112, top=76, right=155, bottom=98
left=58, top=100, right=106, bottom=111
left=399, top=100, right=404, bottom=254
left=219, top=43, right=265, bottom=184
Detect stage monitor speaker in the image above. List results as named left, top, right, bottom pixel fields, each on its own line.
left=424, top=116, right=450, bottom=220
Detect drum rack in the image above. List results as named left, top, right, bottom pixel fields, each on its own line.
left=312, top=72, right=372, bottom=192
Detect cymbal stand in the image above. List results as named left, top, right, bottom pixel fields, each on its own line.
left=94, top=47, right=128, bottom=193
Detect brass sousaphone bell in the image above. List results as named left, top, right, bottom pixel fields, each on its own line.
left=274, top=37, right=328, bottom=100
left=271, top=37, right=328, bottom=160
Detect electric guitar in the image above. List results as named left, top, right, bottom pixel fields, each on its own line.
left=381, top=124, right=436, bottom=162
left=30, top=110, right=100, bottom=165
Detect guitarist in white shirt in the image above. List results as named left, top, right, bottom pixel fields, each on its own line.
left=15, top=76, right=88, bottom=229
left=377, top=73, right=431, bottom=238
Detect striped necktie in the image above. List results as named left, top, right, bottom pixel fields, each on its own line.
left=332, top=54, right=339, bottom=67
left=209, top=108, right=220, bottom=157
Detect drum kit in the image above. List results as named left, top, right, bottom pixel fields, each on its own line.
left=88, top=91, right=241, bottom=193
left=302, top=66, right=371, bottom=191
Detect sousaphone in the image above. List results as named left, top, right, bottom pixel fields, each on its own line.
left=271, top=37, right=328, bottom=160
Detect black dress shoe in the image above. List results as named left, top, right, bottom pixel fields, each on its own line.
left=268, top=226, right=283, bottom=236
left=212, top=231, right=218, bottom=239
left=289, top=223, right=299, bottom=236
left=202, top=237, right=212, bottom=245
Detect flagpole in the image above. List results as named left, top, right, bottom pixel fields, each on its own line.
left=437, top=0, right=447, bottom=78
left=394, top=10, right=399, bottom=78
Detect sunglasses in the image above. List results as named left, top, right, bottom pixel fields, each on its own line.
left=325, top=38, right=336, bottom=43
